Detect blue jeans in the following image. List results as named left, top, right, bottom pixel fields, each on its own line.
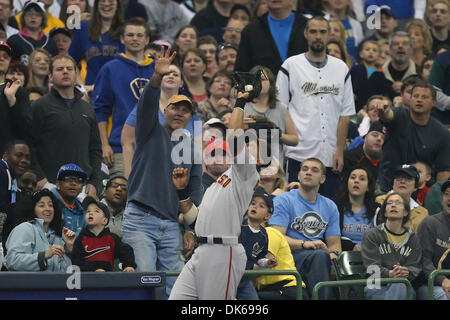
left=121, top=201, right=184, bottom=298
left=237, top=278, right=259, bottom=300
left=416, top=284, right=449, bottom=300
left=292, top=249, right=333, bottom=300
left=286, top=158, right=342, bottom=199
left=364, top=283, right=416, bottom=300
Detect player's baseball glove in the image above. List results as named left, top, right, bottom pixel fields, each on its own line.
left=231, top=69, right=263, bottom=102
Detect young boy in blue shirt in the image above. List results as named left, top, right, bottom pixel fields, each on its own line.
left=237, top=188, right=277, bottom=300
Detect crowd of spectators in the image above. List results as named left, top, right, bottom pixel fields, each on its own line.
left=0, top=0, right=449, bottom=300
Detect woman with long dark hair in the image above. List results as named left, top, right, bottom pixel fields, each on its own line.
left=333, top=166, right=378, bottom=251
left=68, top=0, right=124, bottom=91
left=243, top=65, right=299, bottom=164
left=5, top=189, right=76, bottom=271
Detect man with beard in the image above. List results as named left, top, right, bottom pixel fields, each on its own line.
left=202, top=138, right=230, bottom=188
left=217, top=42, right=237, bottom=72
left=382, top=31, right=418, bottom=99
left=201, top=119, right=228, bottom=190
left=276, top=16, right=355, bottom=199
left=377, top=81, right=450, bottom=192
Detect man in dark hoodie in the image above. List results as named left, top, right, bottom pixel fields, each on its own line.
left=93, top=17, right=153, bottom=178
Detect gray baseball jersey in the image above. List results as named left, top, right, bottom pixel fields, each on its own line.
left=169, top=144, right=259, bottom=300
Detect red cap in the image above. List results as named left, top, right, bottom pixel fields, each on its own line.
left=204, top=139, right=230, bottom=155
left=0, top=41, right=12, bottom=56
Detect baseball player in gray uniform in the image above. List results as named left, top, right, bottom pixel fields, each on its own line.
left=169, top=90, right=261, bottom=300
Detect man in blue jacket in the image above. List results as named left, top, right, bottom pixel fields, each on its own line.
left=93, top=18, right=154, bottom=178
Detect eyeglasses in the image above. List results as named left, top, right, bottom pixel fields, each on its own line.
left=224, top=27, right=242, bottom=33
left=61, top=176, right=85, bottom=184
left=109, top=182, right=127, bottom=191
left=24, top=11, right=42, bottom=17
left=213, top=78, right=232, bottom=85
left=386, top=200, right=404, bottom=206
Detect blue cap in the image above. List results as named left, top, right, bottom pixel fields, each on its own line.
left=57, top=163, right=87, bottom=181
left=252, top=187, right=274, bottom=213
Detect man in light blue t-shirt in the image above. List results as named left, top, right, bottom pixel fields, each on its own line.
left=269, top=157, right=342, bottom=300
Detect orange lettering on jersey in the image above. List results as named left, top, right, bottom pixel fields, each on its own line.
left=217, top=174, right=231, bottom=188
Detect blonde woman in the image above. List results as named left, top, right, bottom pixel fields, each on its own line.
left=406, top=20, right=433, bottom=67
left=27, top=48, right=51, bottom=92
left=329, top=17, right=353, bottom=68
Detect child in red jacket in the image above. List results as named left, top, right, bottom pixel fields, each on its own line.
left=71, top=197, right=136, bottom=272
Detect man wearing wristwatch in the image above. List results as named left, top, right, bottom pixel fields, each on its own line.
left=269, top=157, right=342, bottom=300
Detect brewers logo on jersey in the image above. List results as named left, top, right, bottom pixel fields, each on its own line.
left=130, top=78, right=149, bottom=99
left=291, top=211, right=328, bottom=238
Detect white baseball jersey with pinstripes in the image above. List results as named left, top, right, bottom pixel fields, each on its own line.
left=276, top=53, right=356, bottom=167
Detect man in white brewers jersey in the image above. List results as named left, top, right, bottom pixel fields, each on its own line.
left=276, top=16, right=356, bottom=199
left=169, top=90, right=261, bottom=300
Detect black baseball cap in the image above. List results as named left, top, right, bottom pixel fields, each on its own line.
left=366, top=121, right=386, bottom=136
left=82, top=196, right=110, bottom=224
left=393, top=164, right=420, bottom=186
left=50, top=27, right=72, bottom=39
left=56, top=163, right=87, bottom=181
left=379, top=6, right=396, bottom=19
left=252, top=187, right=274, bottom=213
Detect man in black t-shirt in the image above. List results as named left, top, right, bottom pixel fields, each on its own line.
left=376, top=81, right=450, bottom=192
left=429, top=0, right=450, bottom=55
